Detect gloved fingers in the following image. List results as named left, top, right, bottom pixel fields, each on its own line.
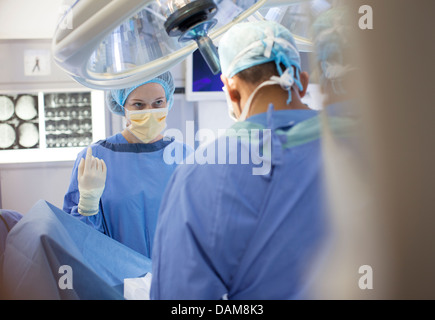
left=93, top=156, right=99, bottom=171
left=78, top=157, right=85, bottom=177
left=85, top=147, right=93, bottom=171
left=93, top=157, right=107, bottom=174
left=78, top=147, right=106, bottom=185
left=101, top=159, right=107, bottom=174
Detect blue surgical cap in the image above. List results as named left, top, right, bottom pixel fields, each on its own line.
left=218, top=20, right=303, bottom=104
left=106, top=71, right=175, bottom=116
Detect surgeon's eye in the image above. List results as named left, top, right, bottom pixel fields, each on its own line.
left=152, top=99, right=165, bottom=108
left=133, top=102, right=145, bottom=109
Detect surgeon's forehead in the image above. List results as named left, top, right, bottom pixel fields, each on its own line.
left=128, top=82, right=165, bottom=101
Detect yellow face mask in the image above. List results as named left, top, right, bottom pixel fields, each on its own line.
left=125, top=108, right=168, bottom=143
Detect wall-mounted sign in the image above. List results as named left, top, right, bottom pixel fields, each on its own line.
left=24, top=49, right=52, bottom=76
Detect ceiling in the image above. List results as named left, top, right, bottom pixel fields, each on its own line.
left=0, top=0, right=65, bottom=39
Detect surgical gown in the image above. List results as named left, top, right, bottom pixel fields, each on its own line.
left=63, top=133, right=193, bottom=258
left=2, top=200, right=151, bottom=300
left=151, top=107, right=351, bottom=300
left=0, top=209, right=22, bottom=255
left=0, top=209, right=22, bottom=299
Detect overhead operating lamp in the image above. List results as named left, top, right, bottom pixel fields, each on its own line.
left=52, top=0, right=316, bottom=90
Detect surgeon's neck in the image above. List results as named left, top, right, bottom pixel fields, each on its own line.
left=243, top=85, right=310, bottom=119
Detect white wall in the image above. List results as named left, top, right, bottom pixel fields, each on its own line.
left=195, top=100, right=235, bottom=148
left=0, top=36, right=192, bottom=214
left=0, top=162, right=74, bottom=214
left=0, top=0, right=65, bottom=40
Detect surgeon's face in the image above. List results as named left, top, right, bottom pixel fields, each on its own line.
left=124, top=83, right=167, bottom=111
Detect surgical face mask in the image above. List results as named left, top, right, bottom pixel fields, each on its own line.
left=222, top=86, right=238, bottom=122
left=125, top=108, right=168, bottom=143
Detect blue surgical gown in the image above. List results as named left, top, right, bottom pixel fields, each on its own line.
left=63, top=133, right=193, bottom=258
left=0, top=209, right=22, bottom=255
left=2, top=200, right=151, bottom=300
left=151, top=107, right=333, bottom=300
left=0, top=209, right=23, bottom=298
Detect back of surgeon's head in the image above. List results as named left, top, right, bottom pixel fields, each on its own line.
left=218, top=20, right=307, bottom=105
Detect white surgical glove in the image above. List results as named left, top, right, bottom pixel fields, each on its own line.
left=77, top=147, right=107, bottom=216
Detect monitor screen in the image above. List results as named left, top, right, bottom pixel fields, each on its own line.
left=185, top=49, right=323, bottom=109
left=185, top=49, right=225, bottom=101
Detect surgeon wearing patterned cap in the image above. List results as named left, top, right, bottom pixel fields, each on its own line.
left=219, top=20, right=311, bottom=121
left=63, top=71, right=193, bottom=258
left=150, top=21, right=329, bottom=299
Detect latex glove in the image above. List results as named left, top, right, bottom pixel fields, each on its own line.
left=77, top=147, right=107, bottom=216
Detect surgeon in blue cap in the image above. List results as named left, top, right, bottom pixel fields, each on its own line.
left=150, top=21, right=332, bottom=299
left=63, top=71, right=193, bottom=258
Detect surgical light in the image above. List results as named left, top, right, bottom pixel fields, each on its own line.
left=52, top=0, right=317, bottom=90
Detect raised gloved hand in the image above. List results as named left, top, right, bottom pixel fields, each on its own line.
left=77, top=147, right=107, bottom=216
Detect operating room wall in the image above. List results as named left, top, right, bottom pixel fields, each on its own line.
left=0, top=92, right=202, bottom=215
left=0, top=103, right=232, bottom=215
left=0, top=38, right=235, bottom=214
left=0, top=39, right=81, bottom=213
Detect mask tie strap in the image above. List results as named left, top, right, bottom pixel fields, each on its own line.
left=239, top=80, right=278, bottom=121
